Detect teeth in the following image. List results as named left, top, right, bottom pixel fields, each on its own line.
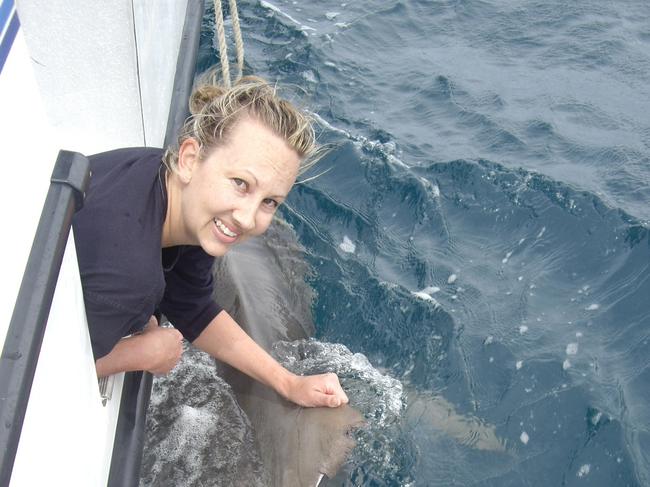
left=214, top=218, right=237, bottom=238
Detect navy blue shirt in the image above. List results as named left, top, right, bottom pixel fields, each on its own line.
left=73, top=147, right=222, bottom=359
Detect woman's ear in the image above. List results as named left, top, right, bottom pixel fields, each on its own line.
left=177, top=138, right=200, bottom=184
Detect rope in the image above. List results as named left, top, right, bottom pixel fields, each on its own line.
left=213, top=0, right=246, bottom=87
left=229, top=0, right=245, bottom=82
left=213, top=0, right=231, bottom=87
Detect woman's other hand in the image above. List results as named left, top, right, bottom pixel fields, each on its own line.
left=283, top=372, right=349, bottom=408
left=140, top=316, right=184, bottom=375
left=95, top=315, right=184, bottom=377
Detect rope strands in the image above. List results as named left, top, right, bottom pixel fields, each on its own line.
left=213, top=0, right=231, bottom=87
left=229, top=0, right=245, bottom=80
left=213, top=0, right=245, bottom=88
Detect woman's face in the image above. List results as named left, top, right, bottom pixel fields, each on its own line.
left=177, top=117, right=301, bottom=256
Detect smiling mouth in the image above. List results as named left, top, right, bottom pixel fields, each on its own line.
left=214, top=218, right=238, bottom=238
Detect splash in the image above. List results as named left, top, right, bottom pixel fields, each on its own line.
left=141, top=345, right=266, bottom=486
left=273, top=339, right=404, bottom=426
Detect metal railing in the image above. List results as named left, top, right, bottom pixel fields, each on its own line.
left=0, top=150, right=90, bottom=487
left=0, top=0, right=205, bottom=484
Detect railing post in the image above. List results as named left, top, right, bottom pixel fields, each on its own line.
left=0, top=150, right=90, bottom=487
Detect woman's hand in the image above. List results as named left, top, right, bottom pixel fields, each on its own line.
left=95, top=315, right=184, bottom=377
left=193, top=312, right=351, bottom=408
left=140, top=316, right=184, bottom=375
left=283, top=372, right=349, bottom=408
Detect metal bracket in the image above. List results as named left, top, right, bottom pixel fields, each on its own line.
left=50, top=150, right=91, bottom=211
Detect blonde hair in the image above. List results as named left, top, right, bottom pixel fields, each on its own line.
left=163, top=74, right=317, bottom=174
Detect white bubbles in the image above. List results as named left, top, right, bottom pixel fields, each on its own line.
left=516, top=360, right=523, bottom=370
left=577, top=464, right=591, bottom=477
left=339, top=235, right=356, bottom=253
left=411, top=291, right=440, bottom=307
left=566, top=343, right=579, bottom=355
left=590, top=411, right=603, bottom=426
left=585, top=304, right=600, bottom=311
left=301, top=70, right=317, bottom=83
left=520, top=431, right=529, bottom=444
left=422, top=286, right=440, bottom=294
left=448, top=273, right=458, bottom=284
left=519, top=325, right=529, bottom=334
left=143, top=346, right=261, bottom=486
left=412, top=286, right=440, bottom=305
left=419, top=177, right=440, bottom=198
left=563, top=359, right=571, bottom=370
left=260, top=1, right=315, bottom=32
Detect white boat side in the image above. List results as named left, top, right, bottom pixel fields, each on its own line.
left=1, top=1, right=192, bottom=485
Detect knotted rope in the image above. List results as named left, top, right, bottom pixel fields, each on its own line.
left=213, top=0, right=245, bottom=88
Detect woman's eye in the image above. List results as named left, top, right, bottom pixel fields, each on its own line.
left=232, top=178, right=248, bottom=190
left=263, top=198, right=279, bottom=210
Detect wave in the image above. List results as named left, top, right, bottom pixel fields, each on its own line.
left=282, top=134, right=649, bottom=484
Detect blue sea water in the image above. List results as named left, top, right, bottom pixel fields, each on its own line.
left=192, top=1, right=650, bottom=485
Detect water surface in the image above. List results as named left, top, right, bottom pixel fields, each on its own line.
left=146, top=1, right=650, bottom=485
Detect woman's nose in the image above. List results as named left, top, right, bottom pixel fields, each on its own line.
left=232, top=202, right=256, bottom=232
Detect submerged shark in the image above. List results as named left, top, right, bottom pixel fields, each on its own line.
left=212, top=220, right=364, bottom=486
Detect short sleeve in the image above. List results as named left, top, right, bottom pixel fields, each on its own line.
left=84, top=289, right=155, bottom=359
left=159, top=246, right=222, bottom=342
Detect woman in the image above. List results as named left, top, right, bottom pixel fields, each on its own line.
left=73, top=76, right=348, bottom=408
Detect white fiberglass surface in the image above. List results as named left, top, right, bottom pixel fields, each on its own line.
left=0, top=28, right=55, bottom=346
left=10, top=234, right=125, bottom=487
left=16, top=0, right=145, bottom=153
left=0, top=26, right=124, bottom=487
left=4, top=2, right=190, bottom=484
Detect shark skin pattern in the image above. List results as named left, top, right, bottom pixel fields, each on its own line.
left=212, top=219, right=363, bottom=486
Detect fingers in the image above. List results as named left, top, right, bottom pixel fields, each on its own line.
left=322, top=373, right=349, bottom=406
left=142, top=322, right=184, bottom=375
left=150, top=342, right=182, bottom=375
left=169, top=327, right=184, bottom=343
left=313, top=388, right=344, bottom=408
left=301, top=373, right=349, bottom=408
left=326, top=394, right=342, bottom=408
left=144, top=315, right=159, bottom=331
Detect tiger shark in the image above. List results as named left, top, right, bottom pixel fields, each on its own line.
left=211, top=220, right=364, bottom=486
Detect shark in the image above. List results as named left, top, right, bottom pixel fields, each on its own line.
left=212, top=220, right=364, bottom=486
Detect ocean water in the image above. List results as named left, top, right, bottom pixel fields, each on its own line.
left=144, top=1, right=650, bottom=486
